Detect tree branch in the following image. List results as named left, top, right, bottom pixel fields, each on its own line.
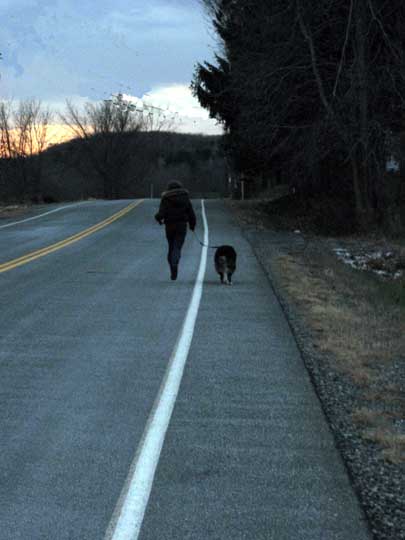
left=333, top=0, right=354, bottom=98
left=296, top=0, right=333, bottom=116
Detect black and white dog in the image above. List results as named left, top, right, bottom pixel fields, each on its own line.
left=214, top=245, right=237, bottom=285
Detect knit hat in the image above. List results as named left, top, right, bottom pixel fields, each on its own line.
left=167, top=180, right=183, bottom=190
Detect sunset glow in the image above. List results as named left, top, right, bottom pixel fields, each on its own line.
left=0, top=124, right=78, bottom=157
left=43, top=124, right=77, bottom=147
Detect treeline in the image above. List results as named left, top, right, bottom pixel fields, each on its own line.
left=38, top=131, right=225, bottom=201
left=0, top=96, right=226, bottom=202
left=192, top=0, right=405, bottom=232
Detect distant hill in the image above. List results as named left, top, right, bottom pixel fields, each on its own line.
left=0, top=130, right=227, bottom=203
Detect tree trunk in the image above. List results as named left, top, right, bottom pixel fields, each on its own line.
left=351, top=154, right=371, bottom=230
left=353, top=0, right=374, bottom=227
left=101, top=172, right=114, bottom=199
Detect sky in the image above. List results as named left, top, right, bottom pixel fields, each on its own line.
left=0, top=0, right=222, bottom=135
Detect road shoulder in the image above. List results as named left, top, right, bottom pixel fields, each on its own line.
left=230, top=200, right=405, bottom=540
left=138, top=200, right=371, bottom=540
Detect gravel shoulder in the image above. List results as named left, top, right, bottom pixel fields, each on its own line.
left=228, top=199, right=405, bottom=540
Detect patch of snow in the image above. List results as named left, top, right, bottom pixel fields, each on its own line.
left=333, top=245, right=402, bottom=280
left=386, top=156, right=400, bottom=172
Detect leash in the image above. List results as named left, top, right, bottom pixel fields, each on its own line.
left=192, top=230, right=221, bottom=249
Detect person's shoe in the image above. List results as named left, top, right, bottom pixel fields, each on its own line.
left=170, top=265, right=178, bottom=280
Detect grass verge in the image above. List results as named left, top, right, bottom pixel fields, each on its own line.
left=0, top=204, right=29, bottom=219
left=230, top=198, right=405, bottom=464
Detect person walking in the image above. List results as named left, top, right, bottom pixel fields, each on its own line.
left=155, top=181, right=197, bottom=280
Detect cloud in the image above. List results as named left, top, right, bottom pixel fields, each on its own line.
left=142, top=84, right=209, bottom=118
left=1, top=3, right=222, bottom=141
left=0, top=0, right=219, bottom=134
left=175, top=116, right=223, bottom=136
left=121, top=84, right=223, bottom=135
left=0, top=54, right=93, bottom=106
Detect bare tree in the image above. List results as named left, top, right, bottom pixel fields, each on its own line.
left=0, top=99, right=51, bottom=201
left=0, top=101, right=13, bottom=159
left=12, top=100, right=51, bottom=200
left=60, top=95, right=144, bottom=198
left=0, top=102, right=13, bottom=199
left=135, top=103, right=174, bottom=132
left=60, top=93, right=179, bottom=198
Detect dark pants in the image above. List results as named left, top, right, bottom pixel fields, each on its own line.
left=165, top=223, right=187, bottom=268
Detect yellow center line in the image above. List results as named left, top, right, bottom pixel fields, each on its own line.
left=0, top=200, right=144, bottom=273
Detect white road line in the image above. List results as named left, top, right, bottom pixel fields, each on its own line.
left=104, top=200, right=209, bottom=540
left=0, top=201, right=91, bottom=230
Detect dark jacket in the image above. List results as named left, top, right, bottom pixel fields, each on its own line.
left=155, top=188, right=196, bottom=230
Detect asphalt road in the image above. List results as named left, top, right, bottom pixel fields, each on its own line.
left=0, top=199, right=371, bottom=539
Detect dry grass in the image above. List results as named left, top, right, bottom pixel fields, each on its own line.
left=275, top=252, right=404, bottom=372
left=0, top=204, right=29, bottom=219
left=353, top=407, right=386, bottom=426
left=363, top=429, right=405, bottom=464
left=353, top=408, right=405, bottom=463
left=363, top=387, right=405, bottom=407
left=272, top=248, right=405, bottom=462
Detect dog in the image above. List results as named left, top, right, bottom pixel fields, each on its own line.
left=214, top=245, right=237, bottom=285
